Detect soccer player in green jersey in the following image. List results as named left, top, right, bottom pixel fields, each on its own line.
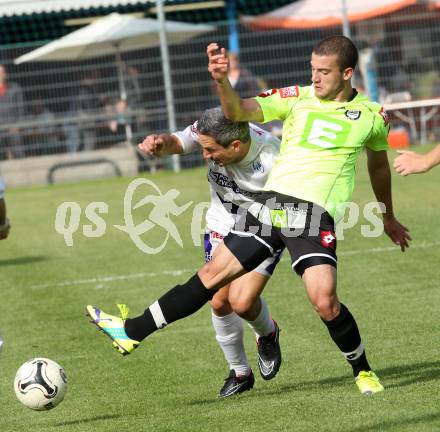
left=87, top=36, right=411, bottom=396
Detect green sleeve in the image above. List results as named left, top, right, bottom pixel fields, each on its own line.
left=366, top=107, right=390, bottom=152
left=253, top=87, right=298, bottom=123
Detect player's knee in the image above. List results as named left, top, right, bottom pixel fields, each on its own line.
left=229, top=295, right=253, bottom=316
left=210, top=291, right=232, bottom=315
left=313, top=297, right=339, bottom=321
left=199, top=253, right=243, bottom=288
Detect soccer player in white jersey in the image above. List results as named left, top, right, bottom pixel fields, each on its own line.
left=87, top=36, right=411, bottom=396
left=0, top=176, right=10, bottom=240
left=115, top=107, right=284, bottom=397
left=138, top=107, right=283, bottom=396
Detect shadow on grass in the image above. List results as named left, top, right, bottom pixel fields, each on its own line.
left=379, top=360, right=440, bottom=389
left=349, top=412, right=440, bottom=432
left=189, top=359, right=440, bottom=405
left=273, top=359, right=440, bottom=395
left=0, top=256, right=49, bottom=267
left=189, top=391, right=255, bottom=406
left=54, top=414, right=122, bottom=427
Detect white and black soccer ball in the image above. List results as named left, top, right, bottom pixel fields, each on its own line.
left=14, top=358, right=68, bottom=410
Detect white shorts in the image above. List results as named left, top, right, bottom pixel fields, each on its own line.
left=204, top=229, right=283, bottom=277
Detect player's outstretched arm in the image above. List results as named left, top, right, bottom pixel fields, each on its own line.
left=366, top=149, right=411, bottom=252
left=207, top=43, right=263, bottom=123
left=138, top=134, right=183, bottom=158
left=393, top=144, right=440, bottom=176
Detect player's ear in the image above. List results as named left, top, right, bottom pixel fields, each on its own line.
left=343, top=67, right=353, bottom=81
left=230, top=140, right=241, bottom=151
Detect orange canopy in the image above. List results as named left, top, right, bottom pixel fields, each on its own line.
left=241, top=0, right=417, bottom=29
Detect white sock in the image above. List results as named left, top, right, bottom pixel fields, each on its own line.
left=247, top=298, right=275, bottom=339
left=211, top=310, right=250, bottom=376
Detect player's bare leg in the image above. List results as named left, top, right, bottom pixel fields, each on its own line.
left=303, top=264, right=384, bottom=395
left=198, top=242, right=247, bottom=289
left=227, top=272, right=282, bottom=380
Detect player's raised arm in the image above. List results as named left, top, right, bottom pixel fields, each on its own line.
left=207, top=43, right=263, bottom=123
left=138, top=134, right=183, bottom=158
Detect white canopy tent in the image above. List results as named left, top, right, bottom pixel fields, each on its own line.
left=14, top=13, right=214, bottom=63
left=15, top=12, right=215, bottom=170
left=15, top=12, right=214, bottom=101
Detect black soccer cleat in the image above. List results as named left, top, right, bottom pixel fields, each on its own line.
left=219, top=369, right=255, bottom=398
left=257, top=320, right=282, bottom=380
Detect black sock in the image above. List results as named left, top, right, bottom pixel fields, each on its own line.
left=125, top=273, right=215, bottom=342
left=322, top=303, right=371, bottom=376
left=350, top=352, right=371, bottom=377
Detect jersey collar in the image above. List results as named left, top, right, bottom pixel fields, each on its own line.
left=235, top=138, right=260, bottom=167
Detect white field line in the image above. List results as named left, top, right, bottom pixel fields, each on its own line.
left=30, top=241, right=438, bottom=290
left=30, top=269, right=195, bottom=290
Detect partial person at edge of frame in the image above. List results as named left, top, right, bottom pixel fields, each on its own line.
left=394, top=144, right=440, bottom=175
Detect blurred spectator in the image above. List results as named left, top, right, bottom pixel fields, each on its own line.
left=388, top=65, right=412, bottom=94
left=407, top=60, right=440, bottom=100
left=416, top=70, right=440, bottom=100
left=227, top=52, right=267, bottom=98
left=0, top=64, right=25, bottom=159
left=61, top=71, right=109, bottom=152
left=125, top=65, right=142, bottom=109
left=226, top=52, right=283, bottom=134
left=108, top=99, right=133, bottom=145
left=124, top=65, right=146, bottom=143
left=74, top=70, right=107, bottom=151
left=62, top=100, right=81, bottom=153
left=27, top=100, right=60, bottom=155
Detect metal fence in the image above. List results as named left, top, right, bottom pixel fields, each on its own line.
left=0, top=4, right=439, bottom=170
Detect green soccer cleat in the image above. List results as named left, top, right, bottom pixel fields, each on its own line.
left=355, top=371, right=384, bottom=396
left=86, top=304, right=139, bottom=356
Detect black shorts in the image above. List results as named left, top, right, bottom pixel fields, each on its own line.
left=223, top=191, right=337, bottom=276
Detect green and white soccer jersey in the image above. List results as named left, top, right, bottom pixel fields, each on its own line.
left=255, top=85, right=389, bottom=219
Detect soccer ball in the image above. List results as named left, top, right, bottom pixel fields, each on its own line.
left=14, top=358, right=68, bottom=410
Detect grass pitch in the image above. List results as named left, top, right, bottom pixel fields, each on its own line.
left=0, top=148, right=439, bottom=432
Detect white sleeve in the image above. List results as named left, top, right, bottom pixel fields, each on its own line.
left=0, top=177, right=4, bottom=199
left=172, top=122, right=201, bottom=154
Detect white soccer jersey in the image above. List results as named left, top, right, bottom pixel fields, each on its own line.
left=0, top=176, right=4, bottom=199
left=173, top=122, right=281, bottom=236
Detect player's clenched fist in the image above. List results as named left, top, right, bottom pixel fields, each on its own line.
left=138, top=134, right=165, bottom=157
left=207, top=43, right=229, bottom=82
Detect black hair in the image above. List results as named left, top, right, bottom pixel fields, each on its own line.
left=313, top=35, right=358, bottom=70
